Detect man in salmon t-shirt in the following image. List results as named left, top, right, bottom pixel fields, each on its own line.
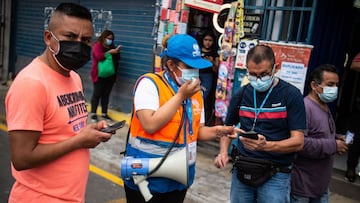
left=5, top=3, right=113, bottom=203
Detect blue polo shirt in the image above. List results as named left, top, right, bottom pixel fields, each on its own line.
left=225, top=79, right=306, bottom=165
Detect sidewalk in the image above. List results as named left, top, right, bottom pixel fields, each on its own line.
left=90, top=112, right=360, bottom=203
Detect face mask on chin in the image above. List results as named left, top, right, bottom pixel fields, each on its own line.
left=48, top=31, right=91, bottom=72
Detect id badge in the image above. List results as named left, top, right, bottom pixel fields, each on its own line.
left=188, top=141, right=197, bottom=165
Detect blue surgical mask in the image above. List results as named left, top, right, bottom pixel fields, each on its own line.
left=105, top=39, right=113, bottom=46
left=248, top=66, right=275, bottom=92
left=175, top=67, right=199, bottom=86
left=318, top=86, right=338, bottom=103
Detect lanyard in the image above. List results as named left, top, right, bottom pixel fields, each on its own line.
left=164, top=71, right=193, bottom=136
left=252, top=83, right=275, bottom=131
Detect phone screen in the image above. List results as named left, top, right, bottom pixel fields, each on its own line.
left=240, top=131, right=258, bottom=140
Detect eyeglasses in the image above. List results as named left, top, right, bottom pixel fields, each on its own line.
left=247, top=72, right=272, bottom=82
left=247, top=65, right=275, bottom=81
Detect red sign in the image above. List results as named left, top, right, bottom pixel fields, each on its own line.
left=259, top=41, right=314, bottom=94
left=184, top=0, right=223, bottom=13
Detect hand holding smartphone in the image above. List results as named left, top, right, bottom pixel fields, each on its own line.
left=100, top=120, right=126, bottom=133
left=240, top=131, right=259, bottom=140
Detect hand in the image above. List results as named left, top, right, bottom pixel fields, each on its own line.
left=177, top=79, right=201, bottom=100
left=215, top=125, right=235, bottom=138
left=75, top=121, right=113, bottom=148
left=108, top=48, right=120, bottom=54
left=214, top=152, right=229, bottom=168
left=336, top=139, right=348, bottom=155
left=239, top=133, right=267, bottom=151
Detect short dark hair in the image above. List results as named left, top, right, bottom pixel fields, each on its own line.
left=54, top=3, right=92, bottom=21
left=307, top=64, right=337, bottom=86
left=246, top=45, right=275, bottom=67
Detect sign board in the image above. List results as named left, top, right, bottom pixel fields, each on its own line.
left=243, top=14, right=263, bottom=38
left=184, top=0, right=223, bottom=13
left=259, top=41, right=313, bottom=94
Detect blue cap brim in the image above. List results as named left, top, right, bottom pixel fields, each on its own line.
left=182, top=57, right=212, bottom=69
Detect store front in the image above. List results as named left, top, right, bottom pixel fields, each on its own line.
left=5, top=0, right=359, bottom=117
left=10, top=0, right=156, bottom=113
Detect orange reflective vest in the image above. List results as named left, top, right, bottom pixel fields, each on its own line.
left=130, top=72, right=203, bottom=146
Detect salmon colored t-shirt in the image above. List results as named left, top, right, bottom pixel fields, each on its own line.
left=5, top=57, right=89, bottom=203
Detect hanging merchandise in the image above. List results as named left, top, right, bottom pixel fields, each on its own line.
left=154, top=0, right=190, bottom=72
left=214, top=0, right=244, bottom=121
left=233, top=0, right=244, bottom=44
left=232, top=38, right=258, bottom=93
left=234, top=39, right=258, bottom=69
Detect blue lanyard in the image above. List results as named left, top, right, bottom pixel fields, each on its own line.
left=252, top=83, right=275, bottom=131
left=163, top=71, right=193, bottom=136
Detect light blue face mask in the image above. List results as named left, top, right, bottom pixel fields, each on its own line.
left=248, top=66, right=275, bottom=92
left=249, top=77, right=274, bottom=92
left=105, top=39, right=113, bottom=46
left=175, top=67, right=199, bottom=85
left=318, top=86, right=338, bottom=103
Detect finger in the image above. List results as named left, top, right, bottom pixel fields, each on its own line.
left=227, top=134, right=237, bottom=139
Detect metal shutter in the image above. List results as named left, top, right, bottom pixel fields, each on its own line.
left=13, top=0, right=156, bottom=113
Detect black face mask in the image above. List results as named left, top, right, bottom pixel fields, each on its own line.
left=49, top=32, right=91, bottom=71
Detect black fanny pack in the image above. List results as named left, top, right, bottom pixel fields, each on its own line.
left=231, top=146, right=291, bottom=187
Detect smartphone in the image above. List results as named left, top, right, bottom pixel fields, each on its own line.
left=100, top=120, right=126, bottom=133
left=116, top=45, right=122, bottom=49
left=240, top=131, right=259, bottom=140
left=345, top=130, right=354, bottom=144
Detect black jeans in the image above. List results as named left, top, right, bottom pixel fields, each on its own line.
left=124, top=184, right=187, bottom=203
left=347, top=132, right=360, bottom=169
left=347, top=113, right=360, bottom=169
left=90, top=75, right=116, bottom=114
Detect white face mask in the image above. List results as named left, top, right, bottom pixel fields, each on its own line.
left=174, top=67, right=199, bottom=85
left=105, top=39, right=113, bottom=46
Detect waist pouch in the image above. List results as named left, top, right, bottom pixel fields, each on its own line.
left=231, top=146, right=291, bottom=187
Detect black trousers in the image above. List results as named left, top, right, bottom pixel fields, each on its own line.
left=90, top=75, right=116, bottom=114
left=124, top=184, right=187, bottom=203
left=347, top=113, right=360, bottom=169
left=347, top=132, right=360, bottom=168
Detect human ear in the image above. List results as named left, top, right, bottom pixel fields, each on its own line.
left=310, top=81, right=318, bottom=90
left=166, top=60, right=177, bottom=72
left=43, top=30, right=52, bottom=46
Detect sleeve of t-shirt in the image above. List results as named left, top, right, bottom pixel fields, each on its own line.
left=6, top=78, right=46, bottom=131
left=286, top=86, right=307, bottom=131
left=134, top=78, right=159, bottom=111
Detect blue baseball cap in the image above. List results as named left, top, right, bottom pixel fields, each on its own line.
left=160, top=34, right=212, bottom=69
